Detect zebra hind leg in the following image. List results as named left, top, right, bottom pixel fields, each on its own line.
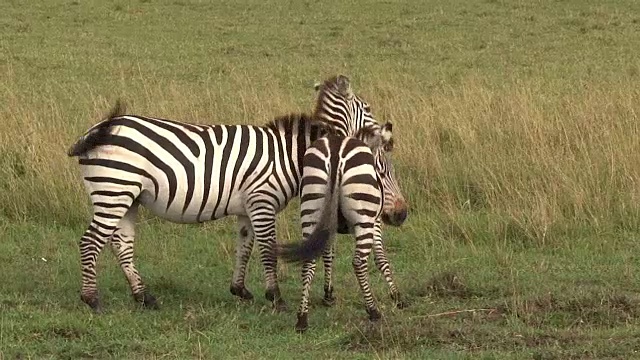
left=247, top=206, right=287, bottom=312
left=352, top=224, right=381, bottom=321
left=80, top=199, right=136, bottom=312
left=295, top=259, right=317, bottom=333
left=321, top=243, right=336, bottom=307
left=373, top=240, right=407, bottom=309
left=372, top=223, right=407, bottom=309
left=109, top=203, right=158, bottom=310
left=230, top=216, right=255, bottom=301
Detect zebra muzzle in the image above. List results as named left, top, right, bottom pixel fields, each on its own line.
left=382, top=199, right=408, bottom=226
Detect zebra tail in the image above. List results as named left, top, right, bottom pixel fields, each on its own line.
left=67, top=100, right=126, bottom=157
left=278, top=174, right=341, bottom=263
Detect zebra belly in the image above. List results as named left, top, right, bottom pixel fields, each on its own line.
left=137, top=189, right=248, bottom=223
left=136, top=191, right=200, bottom=223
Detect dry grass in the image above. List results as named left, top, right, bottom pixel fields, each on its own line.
left=374, top=77, right=640, bottom=246
left=2, top=73, right=638, bottom=247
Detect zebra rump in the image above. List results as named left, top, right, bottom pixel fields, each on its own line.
left=278, top=161, right=341, bottom=263
left=67, top=100, right=126, bottom=157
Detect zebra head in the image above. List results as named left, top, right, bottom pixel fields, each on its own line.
left=358, top=122, right=408, bottom=227
left=313, top=75, right=379, bottom=137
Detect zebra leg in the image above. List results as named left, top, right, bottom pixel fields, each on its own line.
left=352, top=225, right=380, bottom=321
left=80, top=200, right=136, bottom=312
left=372, top=225, right=406, bottom=309
left=321, top=243, right=336, bottom=306
left=295, top=258, right=317, bottom=333
left=230, top=215, right=254, bottom=300
left=109, top=203, right=157, bottom=309
left=247, top=206, right=287, bottom=311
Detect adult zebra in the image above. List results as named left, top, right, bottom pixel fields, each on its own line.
left=67, top=75, right=380, bottom=312
left=279, top=122, right=408, bottom=332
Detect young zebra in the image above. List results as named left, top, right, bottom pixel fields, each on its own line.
left=279, top=122, right=408, bottom=332
left=67, top=75, right=380, bottom=312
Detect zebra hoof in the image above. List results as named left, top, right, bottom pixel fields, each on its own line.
left=274, top=299, right=288, bottom=313
left=367, top=308, right=381, bottom=322
left=295, top=313, right=308, bottom=333
left=134, top=292, right=159, bottom=310
left=265, top=288, right=287, bottom=311
left=391, top=293, right=408, bottom=309
left=143, top=293, right=159, bottom=309
left=322, top=295, right=336, bottom=307
left=322, top=286, right=335, bottom=306
left=230, top=285, right=254, bottom=300
left=81, top=293, right=102, bottom=313
left=395, top=300, right=408, bottom=309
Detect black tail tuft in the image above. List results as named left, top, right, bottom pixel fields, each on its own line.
left=67, top=100, right=127, bottom=157
left=278, top=229, right=332, bottom=263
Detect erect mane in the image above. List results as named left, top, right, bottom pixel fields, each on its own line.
left=353, top=124, right=379, bottom=140
left=263, top=113, right=320, bottom=132
left=354, top=123, right=394, bottom=152
left=312, top=75, right=349, bottom=134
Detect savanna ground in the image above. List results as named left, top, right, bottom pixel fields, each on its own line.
left=1, top=0, right=640, bottom=358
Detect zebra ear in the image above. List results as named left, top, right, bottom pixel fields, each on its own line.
left=380, top=122, right=394, bottom=152
left=381, top=122, right=393, bottom=141
left=313, top=82, right=322, bottom=91
left=336, top=75, right=354, bottom=99
left=383, top=138, right=394, bottom=152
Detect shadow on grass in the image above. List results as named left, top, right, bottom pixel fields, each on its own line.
left=344, top=270, right=640, bottom=358
left=407, top=269, right=502, bottom=299
left=148, top=275, right=241, bottom=309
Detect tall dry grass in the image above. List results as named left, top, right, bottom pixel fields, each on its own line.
left=368, top=76, right=640, bottom=246
left=1, top=71, right=638, bottom=247
left=0, top=70, right=306, bottom=225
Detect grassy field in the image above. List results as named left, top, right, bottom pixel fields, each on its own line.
left=2, top=0, right=640, bottom=358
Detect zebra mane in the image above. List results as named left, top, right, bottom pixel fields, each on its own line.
left=263, top=113, right=322, bottom=132
left=354, top=123, right=394, bottom=152
left=312, top=75, right=354, bottom=134
left=353, top=125, right=379, bottom=140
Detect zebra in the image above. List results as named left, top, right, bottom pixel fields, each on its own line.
left=278, top=121, right=408, bottom=332
left=66, top=75, right=381, bottom=312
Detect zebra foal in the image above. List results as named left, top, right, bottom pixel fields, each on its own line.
left=279, top=122, right=408, bottom=332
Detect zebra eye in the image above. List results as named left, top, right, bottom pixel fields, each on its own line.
left=384, top=140, right=394, bottom=152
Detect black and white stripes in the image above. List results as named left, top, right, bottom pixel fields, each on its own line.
left=278, top=122, right=408, bottom=332
left=313, top=75, right=379, bottom=137
left=68, top=75, right=381, bottom=312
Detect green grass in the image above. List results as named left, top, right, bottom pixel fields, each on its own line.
left=2, top=219, right=640, bottom=358
left=2, top=0, right=640, bottom=358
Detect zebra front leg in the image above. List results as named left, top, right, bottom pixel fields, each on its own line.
left=109, top=203, right=157, bottom=309
left=321, top=243, right=336, bottom=306
left=352, top=225, right=380, bottom=321
left=248, top=206, right=287, bottom=311
left=230, top=216, right=255, bottom=300
left=295, top=258, right=317, bottom=333
left=373, top=237, right=406, bottom=309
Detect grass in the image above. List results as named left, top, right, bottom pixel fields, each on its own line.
left=2, top=0, right=640, bottom=358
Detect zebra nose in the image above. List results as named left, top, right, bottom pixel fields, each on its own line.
left=393, top=199, right=408, bottom=225
left=394, top=208, right=407, bottom=225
